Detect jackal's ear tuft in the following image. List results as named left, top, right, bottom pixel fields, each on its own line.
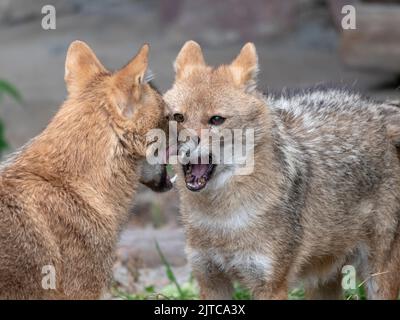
left=115, top=43, right=149, bottom=89
left=65, top=40, right=107, bottom=94
left=112, top=44, right=150, bottom=118
left=174, top=40, right=206, bottom=80
left=229, top=42, right=259, bottom=92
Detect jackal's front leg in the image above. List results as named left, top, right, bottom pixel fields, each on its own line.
left=192, top=263, right=233, bottom=300
left=250, top=280, right=288, bottom=300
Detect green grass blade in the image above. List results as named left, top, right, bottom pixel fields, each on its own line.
left=0, top=119, right=9, bottom=153
left=155, top=240, right=184, bottom=299
left=0, top=79, right=22, bottom=103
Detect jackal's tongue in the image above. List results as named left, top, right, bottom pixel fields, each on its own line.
left=185, top=163, right=211, bottom=191
left=191, top=164, right=209, bottom=179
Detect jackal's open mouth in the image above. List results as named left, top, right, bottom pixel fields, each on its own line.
left=183, top=155, right=215, bottom=192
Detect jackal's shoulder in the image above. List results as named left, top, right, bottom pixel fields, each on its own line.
left=267, top=87, right=376, bottom=120
left=264, top=87, right=396, bottom=133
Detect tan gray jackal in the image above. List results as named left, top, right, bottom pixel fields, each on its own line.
left=164, top=40, right=400, bottom=299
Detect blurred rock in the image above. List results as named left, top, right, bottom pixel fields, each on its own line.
left=112, top=261, right=138, bottom=293
left=111, top=225, right=189, bottom=295
left=111, top=262, right=192, bottom=296
left=130, top=186, right=180, bottom=228
left=136, top=264, right=192, bottom=293
left=117, top=226, right=187, bottom=268
left=340, top=3, right=400, bottom=73
left=163, top=0, right=327, bottom=46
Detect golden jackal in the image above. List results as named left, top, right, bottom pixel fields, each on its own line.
left=0, top=41, right=171, bottom=299
left=164, top=41, right=400, bottom=299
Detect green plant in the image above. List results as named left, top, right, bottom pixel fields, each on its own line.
left=155, top=240, right=187, bottom=298
left=0, top=79, right=22, bottom=156
left=288, top=286, right=305, bottom=300
left=111, top=239, right=378, bottom=301
left=232, top=283, right=251, bottom=300
left=345, top=283, right=367, bottom=300
left=0, top=119, right=7, bottom=153
left=112, top=241, right=199, bottom=300
left=0, top=80, right=22, bottom=103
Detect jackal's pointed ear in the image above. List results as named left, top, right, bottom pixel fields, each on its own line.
left=229, top=43, right=258, bottom=92
left=112, top=44, right=150, bottom=118
left=115, top=43, right=149, bottom=89
left=174, top=41, right=206, bottom=80
left=65, top=40, right=107, bottom=94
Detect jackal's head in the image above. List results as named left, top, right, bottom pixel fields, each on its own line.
left=164, top=41, right=268, bottom=192
left=64, top=41, right=172, bottom=192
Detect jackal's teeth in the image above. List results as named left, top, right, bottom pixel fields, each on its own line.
left=170, top=174, right=177, bottom=184
left=199, top=177, right=206, bottom=185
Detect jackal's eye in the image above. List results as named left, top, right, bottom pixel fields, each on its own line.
left=209, top=115, right=226, bottom=126
left=173, top=113, right=185, bottom=123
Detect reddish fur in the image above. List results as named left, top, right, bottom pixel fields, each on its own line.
left=0, top=41, right=166, bottom=299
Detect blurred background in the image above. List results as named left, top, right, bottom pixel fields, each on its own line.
left=0, top=0, right=399, bottom=298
